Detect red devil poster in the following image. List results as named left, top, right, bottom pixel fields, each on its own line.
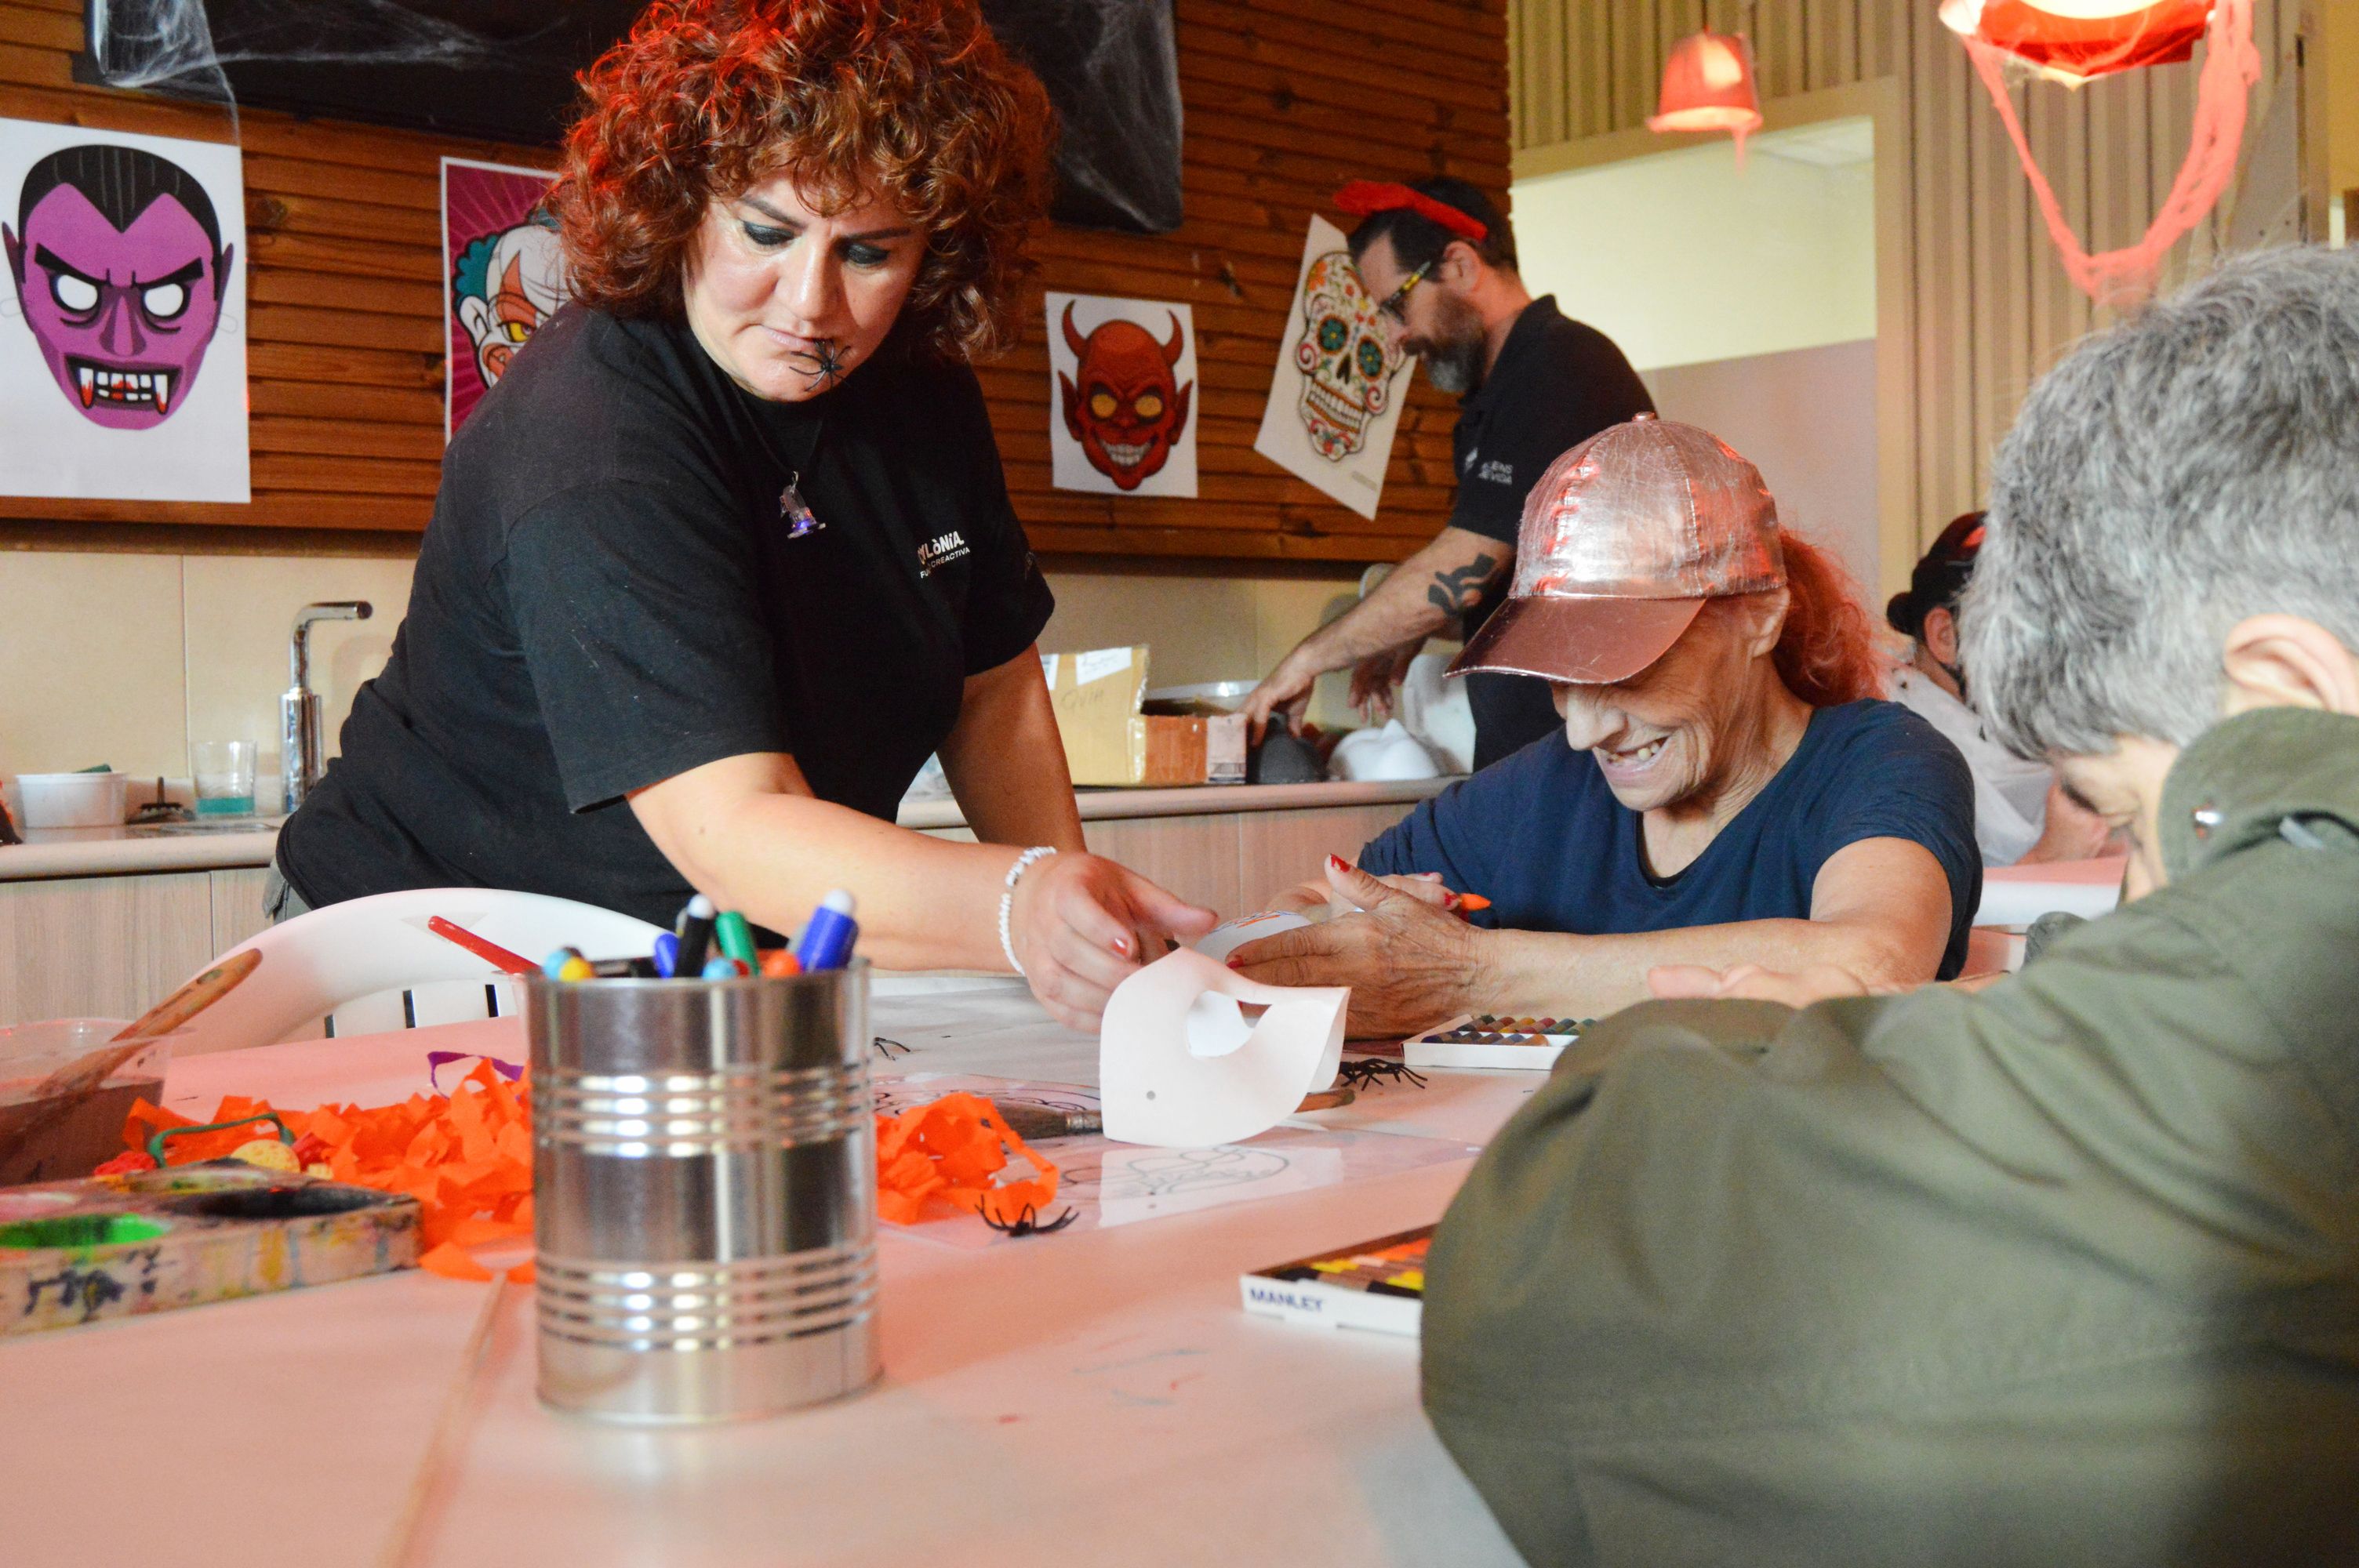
left=441, top=158, right=569, bottom=440
left=1046, top=291, right=1198, bottom=499
left=0, top=118, right=249, bottom=502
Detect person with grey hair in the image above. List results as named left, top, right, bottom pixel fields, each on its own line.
left=1417, top=245, right=2359, bottom=1566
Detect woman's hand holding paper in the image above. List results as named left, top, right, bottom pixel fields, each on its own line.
left=1011, top=851, right=1218, bottom=1033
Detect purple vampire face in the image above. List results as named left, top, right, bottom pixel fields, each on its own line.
left=4, top=145, right=232, bottom=430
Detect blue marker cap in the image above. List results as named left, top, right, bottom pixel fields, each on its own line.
left=700, top=954, right=747, bottom=980
left=541, top=946, right=584, bottom=980
left=795, top=890, right=860, bottom=972
left=652, top=931, right=680, bottom=979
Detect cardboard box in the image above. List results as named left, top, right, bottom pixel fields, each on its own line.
left=1043, top=646, right=1247, bottom=786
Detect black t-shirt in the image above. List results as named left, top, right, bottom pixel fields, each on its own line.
left=278, top=303, right=1054, bottom=927
left=1447, top=296, right=1653, bottom=768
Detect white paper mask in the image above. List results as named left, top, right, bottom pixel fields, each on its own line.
left=1100, top=948, right=1348, bottom=1147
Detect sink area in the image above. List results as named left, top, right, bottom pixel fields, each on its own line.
left=125, top=818, right=285, bottom=837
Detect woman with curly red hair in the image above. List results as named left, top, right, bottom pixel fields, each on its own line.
left=1230, top=418, right=1980, bottom=1036
left=274, top=0, right=1214, bottom=1028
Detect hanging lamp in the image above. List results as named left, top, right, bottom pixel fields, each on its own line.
left=1648, top=27, right=1765, bottom=162
left=1943, top=0, right=2261, bottom=304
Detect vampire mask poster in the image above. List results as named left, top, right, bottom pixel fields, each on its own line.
left=0, top=119, right=249, bottom=503
left=442, top=158, right=568, bottom=439
left=1252, top=216, right=1416, bottom=521
left=1046, top=291, right=1198, bottom=500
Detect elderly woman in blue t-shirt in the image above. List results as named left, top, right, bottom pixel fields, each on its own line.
left=1230, top=418, right=1980, bottom=1037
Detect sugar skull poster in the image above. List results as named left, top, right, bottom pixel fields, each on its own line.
left=0, top=118, right=248, bottom=502
left=1047, top=291, right=1197, bottom=499
left=442, top=158, right=568, bottom=439
left=1252, top=216, right=1416, bottom=521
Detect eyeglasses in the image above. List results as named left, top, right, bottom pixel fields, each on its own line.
left=1374, top=259, right=1434, bottom=325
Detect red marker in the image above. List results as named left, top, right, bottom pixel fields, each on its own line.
left=426, top=915, right=536, bottom=975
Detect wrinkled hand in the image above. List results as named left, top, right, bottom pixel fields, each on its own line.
left=1010, top=852, right=1218, bottom=1032
left=1239, top=653, right=1320, bottom=745
left=1267, top=866, right=1459, bottom=917
left=1229, top=858, right=1478, bottom=1037
left=1645, top=962, right=1880, bottom=1008
left=1347, top=646, right=1419, bottom=722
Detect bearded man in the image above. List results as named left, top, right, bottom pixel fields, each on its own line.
left=1241, top=176, right=1652, bottom=768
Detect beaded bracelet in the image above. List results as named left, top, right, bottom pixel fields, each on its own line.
left=998, top=845, right=1059, bottom=977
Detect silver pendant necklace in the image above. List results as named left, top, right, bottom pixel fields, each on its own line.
left=779, top=469, right=824, bottom=538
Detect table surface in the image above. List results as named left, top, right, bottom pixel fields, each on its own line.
left=0, top=981, right=1527, bottom=1567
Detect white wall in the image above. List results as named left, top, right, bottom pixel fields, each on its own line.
left=1645, top=339, right=1881, bottom=596
left=1513, top=120, right=1877, bottom=372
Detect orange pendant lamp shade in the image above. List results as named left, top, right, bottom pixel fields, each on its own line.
left=1941, top=0, right=2213, bottom=84
left=1648, top=30, right=1764, bottom=154
left=1944, top=0, right=2260, bottom=306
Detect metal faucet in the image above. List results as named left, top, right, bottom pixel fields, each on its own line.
left=281, top=601, right=372, bottom=815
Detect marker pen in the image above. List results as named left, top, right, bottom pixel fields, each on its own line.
left=795, top=891, right=860, bottom=972
left=714, top=910, right=758, bottom=969
left=652, top=931, right=680, bottom=978
left=676, top=894, right=717, bottom=977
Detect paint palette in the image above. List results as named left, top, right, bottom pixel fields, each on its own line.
left=1240, top=1225, right=1433, bottom=1337
left=0, top=1160, right=420, bottom=1337
left=1403, top=1012, right=1589, bottom=1070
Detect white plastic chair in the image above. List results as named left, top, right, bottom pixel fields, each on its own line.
left=162, top=888, right=666, bottom=1058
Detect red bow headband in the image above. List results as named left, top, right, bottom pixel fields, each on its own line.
left=1332, top=180, right=1488, bottom=243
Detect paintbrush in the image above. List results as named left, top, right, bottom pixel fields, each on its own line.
left=0, top=949, right=263, bottom=1168
left=987, top=1085, right=1355, bottom=1142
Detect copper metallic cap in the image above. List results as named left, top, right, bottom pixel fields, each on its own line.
left=1448, top=416, right=1784, bottom=686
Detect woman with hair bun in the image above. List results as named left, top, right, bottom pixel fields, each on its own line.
left=1230, top=417, right=1979, bottom=1036
left=274, top=0, right=1214, bottom=1029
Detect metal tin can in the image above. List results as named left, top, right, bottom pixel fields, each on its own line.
left=528, top=961, right=878, bottom=1422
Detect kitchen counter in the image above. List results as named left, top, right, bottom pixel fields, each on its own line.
left=1, top=778, right=1456, bottom=882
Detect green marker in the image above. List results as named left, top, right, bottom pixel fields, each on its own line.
left=714, top=909, right=759, bottom=968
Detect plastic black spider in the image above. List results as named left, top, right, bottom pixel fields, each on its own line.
left=980, top=1203, right=1078, bottom=1238
left=802, top=338, right=851, bottom=390
left=872, top=1036, right=911, bottom=1058
left=1337, top=1057, right=1427, bottom=1091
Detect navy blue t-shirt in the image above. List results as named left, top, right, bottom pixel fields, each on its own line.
left=1359, top=700, right=1983, bottom=979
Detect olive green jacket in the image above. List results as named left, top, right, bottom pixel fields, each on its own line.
left=1423, top=707, right=2359, bottom=1567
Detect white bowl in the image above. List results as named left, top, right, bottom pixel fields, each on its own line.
left=13, top=771, right=131, bottom=829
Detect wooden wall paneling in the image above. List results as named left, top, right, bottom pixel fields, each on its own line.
left=1577, top=0, right=1612, bottom=142
left=209, top=867, right=271, bottom=956
left=1084, top=815, right=1246, bottom=917
left=0, top=0, right=1510, bottom=566
left=0, top=873, right=217, bottom=1024
left=1233, top=802, right=1418, bottom=909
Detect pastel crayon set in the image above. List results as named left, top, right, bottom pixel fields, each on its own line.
left=1240, top=1225, right=1434, bottom=1337
left=1402, top=1012, right=1589, bottom=1070
left=0, top=1160, right=420, bottom=1337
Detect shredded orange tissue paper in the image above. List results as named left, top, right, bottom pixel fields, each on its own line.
left=121, top=1060, right=536, bottom=1283
left=874, top=1092, right=1060, bottom=1229
left=118, top=1077, right=1060, bottom=1281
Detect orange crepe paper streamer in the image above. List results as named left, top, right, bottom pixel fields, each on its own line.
left=122, top=1062, right=536, bottom=1274
left=873, top=1091, right=1061, bottom=1229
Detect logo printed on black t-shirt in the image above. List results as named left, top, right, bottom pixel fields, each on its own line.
left=918, top=531, right=970, bottom=577
left=1476, top=459, right=1514, bottom=485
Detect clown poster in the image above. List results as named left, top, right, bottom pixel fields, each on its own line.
left=1252, top=216, right=1416, bottom=521
left=442, top=158, right=569, bottom=439
left=0, top=118, right=249, bottom=503
left=1047, top=291, right=1198, bottom=499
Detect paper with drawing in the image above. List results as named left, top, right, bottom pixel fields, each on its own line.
left=1252, top=215, right=1416, bottom=521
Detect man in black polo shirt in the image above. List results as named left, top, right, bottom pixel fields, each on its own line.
left=1241, top=178, right=1653, bottom=769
